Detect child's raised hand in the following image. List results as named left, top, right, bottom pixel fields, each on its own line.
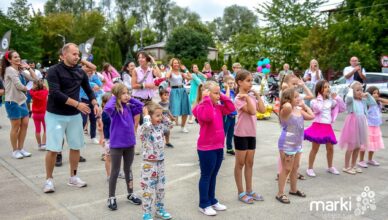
left=143, top=106, right=149, bottom=115
left=331, top=92, right=337, bottom=99
left=362, top=93, right=368, bottom=98
left=202, top=89, right=210, bottom=97
left=298, top=79, right=305, bottom=87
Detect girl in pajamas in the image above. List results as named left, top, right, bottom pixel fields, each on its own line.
left=139, top=102, right=172, bottom=220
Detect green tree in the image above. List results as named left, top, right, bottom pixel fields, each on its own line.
left=151, top=0, right=172, bottom=41
left=257, top=0, right=325, bottom=69
left=166, top=22, right=214, bottom=61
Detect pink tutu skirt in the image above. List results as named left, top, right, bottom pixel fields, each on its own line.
left=360, top=126, right=384, bottom=152
left=304, top=122, right=337, bottom=144
left=339, top=114, right=369, bottom=151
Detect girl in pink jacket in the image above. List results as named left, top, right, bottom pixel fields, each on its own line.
left=304, top=80, right=346, bottom=177
left=102, top=63, right=120, bottom=92
left=192, top=80, right=235, bottom=216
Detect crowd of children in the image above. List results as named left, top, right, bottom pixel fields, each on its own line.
left=4, top=50, right=386, bottom=219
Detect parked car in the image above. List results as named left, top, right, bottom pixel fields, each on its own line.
left=330, top=72, right=388, bottom=100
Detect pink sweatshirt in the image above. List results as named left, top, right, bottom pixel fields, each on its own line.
left=192, top=94, right=236, bottom=151
left=102, top=67, right=120, bottom=92
left=311, top=94, right=346, bottom=124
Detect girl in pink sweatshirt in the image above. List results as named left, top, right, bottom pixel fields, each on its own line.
left=192, top=80, right=235, bottom=216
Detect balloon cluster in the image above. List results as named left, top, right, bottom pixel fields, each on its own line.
left=257, top=58, right=271, bottom=74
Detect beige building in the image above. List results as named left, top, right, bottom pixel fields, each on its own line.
left=143, top=41, right=218, bottom=61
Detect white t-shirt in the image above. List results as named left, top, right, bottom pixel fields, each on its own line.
left=343, top=66, right=365, bottom=85
left=303, top=69, right=322, bottom=84
left=320, top=99, right=333, bottom=124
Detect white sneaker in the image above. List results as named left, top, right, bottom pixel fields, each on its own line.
left=181, top=127, right=189, bottom=133
left=68, top=176, right=87, bottom=188
left=199, top=206, right=217, bottom=216
left=19, top=149, right=32, bottom=157
left=43, top=178, right=55, bottom=193
left=327, top=167, right=340, bottom=175
left=91, top=138, right=100, bottom=145
left=118, top=171, right=125, bottom=179
left=306, top=169, right=316, bottom=177
left=38, top=144, right=46, bottom=151
left=212, top=202, right=227, bottom=211
left=12, top=150, right=23, bottom=159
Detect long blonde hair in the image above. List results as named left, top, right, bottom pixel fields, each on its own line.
left=144, top=101, right=163, bottom=116
left=195, top=80, right=219, bottom=105
left=111, top=83, right=128, bottom=113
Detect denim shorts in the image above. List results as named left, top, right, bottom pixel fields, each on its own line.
left=45, top=112, right=85, bottom=152
left=5, top=101, right=29, bottom=120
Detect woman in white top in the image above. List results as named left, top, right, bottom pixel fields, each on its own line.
left=1, top=50, right=38, bottom=159
left=303, top=59, right=323, bottom=85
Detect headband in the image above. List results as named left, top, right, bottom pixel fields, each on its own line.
left=4, top=51, right=9, bottom=60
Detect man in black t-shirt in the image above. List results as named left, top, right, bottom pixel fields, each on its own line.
left=0, top=79, right=4, bottom=129
left=43, top=43, right=99, bottom=193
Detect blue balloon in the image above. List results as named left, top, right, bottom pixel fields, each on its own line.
left=263, top=58, right=270, bottom=65
left=263, top=68, right=270, bottom=74
left=258, top=61, right=263, bottom=66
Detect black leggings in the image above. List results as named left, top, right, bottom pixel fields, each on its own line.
left=109, top=147, right=135, bottom=197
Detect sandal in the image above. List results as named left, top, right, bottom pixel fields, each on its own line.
left=238, top=192, right=254, bottom=204
left=247, top=192, right=264, bottom=201
left=289, top=190, right=306, bottom=197
left=297, top=173, right=306, bottom=180
left=276, top=194, right=290, bottom=204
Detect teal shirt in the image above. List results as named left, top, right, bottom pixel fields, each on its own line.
left=189, top=73, right=207, bottom=105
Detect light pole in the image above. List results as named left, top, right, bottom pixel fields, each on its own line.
left=57, top=34, right=65, bottom=46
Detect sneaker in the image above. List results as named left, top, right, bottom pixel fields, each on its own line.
left=342, top=167, right=356, bottom=175
left=79, top=156, right=86, bottom=162
left=199, top=206, right=217, bottom=216
left=165, top=143, right=174, bottom=148
left=212, top=202, right=227, bottom=211
left=68, top=176, right=87, bottom=188
left=135, top=149, right=140, bottom=155
left=107, top=197, right=117, bottom=210
left=12, top=150, right=24, bottom=159
left=127, top=193, right=142, bottom=205
left=357, top=161, right=368, bottom=168
left=43, top=178, right=55, bottom=193
left=118, top=171, right=125, bottom=179
left=156, top=208, right=172, bottom=220
left=353, top=167, right=363, bottom=173
left=181, top=127, right=189, bottom=133
left=306, top=169, right=316, bottom=177
left=38, top=144, right=46, bottom=151
left=91, top=138, right=99, bottom=145
left=226, top=149, right=235, bottom=155
left=19, top=149, right=32, bottom=157
left=143, top=213, right=153, bottom=220
left=367, top=160, right=380, bottom=166
left=55, top=153, right=62, bottom=167
left=327, top=167, right=340, bottom=175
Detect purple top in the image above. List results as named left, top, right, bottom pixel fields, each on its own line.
left=367, top=104, right=382, bottom=126
left=278, top=114, right=304, bottom=153
left=103, top=96, right=143, bottom=148
left=132, top=66, right=154, bottom=99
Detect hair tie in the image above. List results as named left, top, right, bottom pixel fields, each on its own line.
left=4, top=51, right=9, bottom=60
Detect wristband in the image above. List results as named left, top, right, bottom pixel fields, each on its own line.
left=76, top=102, right=80, bottom=108
left=142, top=83, right=146, bottom=89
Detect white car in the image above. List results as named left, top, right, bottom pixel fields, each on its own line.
left=331, top=72, right=388, bottom=100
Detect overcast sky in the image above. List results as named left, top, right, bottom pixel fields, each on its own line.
left=0, top=0, right=343, bottom=22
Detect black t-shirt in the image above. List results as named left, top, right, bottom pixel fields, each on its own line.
left=47, top=62, right=95, bottom=115
left=0, top=79, right=4, bottom=104
left=353, top=71, right=364, bottom=84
